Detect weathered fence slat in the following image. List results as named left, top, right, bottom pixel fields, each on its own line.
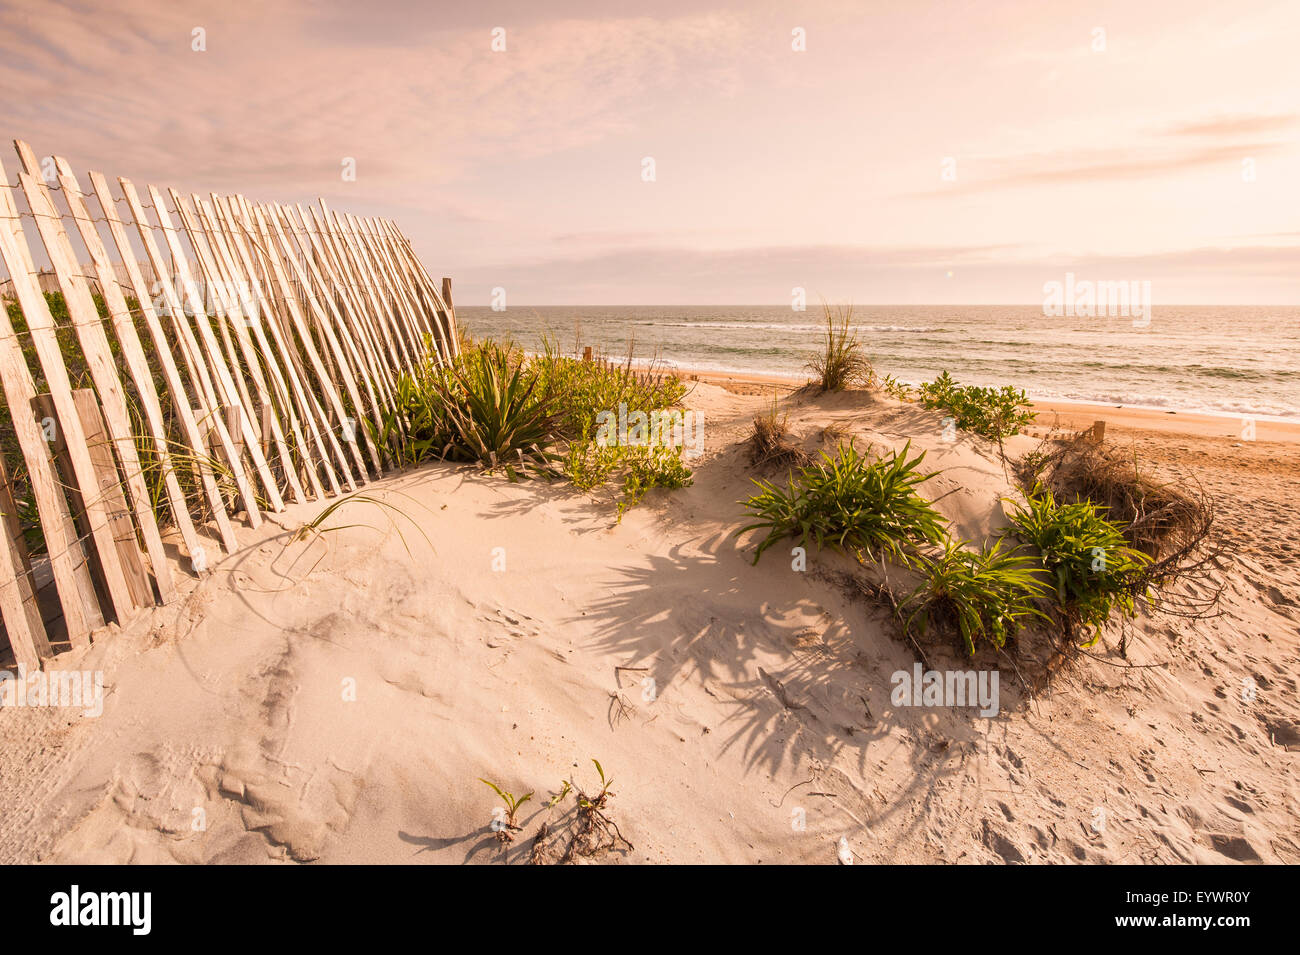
left=0, top=137, right=451, bottom=664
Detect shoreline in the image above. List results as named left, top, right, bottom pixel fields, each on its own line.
left=679, top=366, right=1300, bottom=443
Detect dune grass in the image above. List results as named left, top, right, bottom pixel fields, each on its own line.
left=1006, top=485, right=1152, bottom=646
left=807, top=303, right=873, bottom=392
left=739, top=441, right=945, bottom=565
left=902, top=537, right=1050, bottom=654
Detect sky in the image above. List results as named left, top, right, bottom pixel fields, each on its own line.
left=0, top=0, right=1297, bottom=304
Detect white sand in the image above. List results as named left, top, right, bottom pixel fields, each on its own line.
left=1, top=382, right=1296, bottom=864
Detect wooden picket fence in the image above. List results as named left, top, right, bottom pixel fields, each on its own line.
left=0, top=138, right=459, bottom=670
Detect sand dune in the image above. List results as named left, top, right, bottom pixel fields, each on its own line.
left=1, top=382, right=1296, bottom=864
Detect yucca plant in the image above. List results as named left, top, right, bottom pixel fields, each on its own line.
left=1006, top=485, right=1152, bottom=645
left=440, top=342, right=558, bottom=480
left=902, top=537, right=1050, bottom=654
left=807, top=302, right=872, bottom=392
left=739, top=441, right=946, bottom=565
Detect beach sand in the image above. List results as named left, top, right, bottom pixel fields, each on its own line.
left=1, top=378, right=1296, bottom=864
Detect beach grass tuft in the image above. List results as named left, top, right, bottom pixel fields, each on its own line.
left=807, top=303, right=873, bottom=392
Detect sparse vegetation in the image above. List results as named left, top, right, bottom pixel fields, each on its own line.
left=918, top=370, right=1036, bottom=439
left=807, top=303, right=872, bottom=392
left=902, top=537, right=1050, bottom=654
left=616, top=444, right=693, bottom=520
left=880, top=374, right=913, bottom=401
left=747, top=394, right=810, bottom=470
left=1006, top=485, right=1152, bottom=645
left=739, top=441, right=946, bottom=565
left=478, top=778, right=534, bottom=843
left=560, top=758, right=632, bottom=862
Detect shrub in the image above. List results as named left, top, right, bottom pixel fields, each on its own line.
left=617, top=445, right=693, bottom=520
left=1018, top=437, right=1207, bottom=557
left=739, top=441, right=946, bottom=565
left=374, top=337, right=695, bottom=511
left=902, top=537, right=1050, bottom=654
left=880, top=374, right=913, bottom=401
left=1006, top=485, right=1152, bottom=645
left=747, top=394, right=810, bottom=469
left=918, top=371, right=1035, bottom=439
left=441, top=342, right=559, bottom=479
left=807, top=303, right=872, bottom=392
left=531, top=339, right=686, bottom=441
left=370, top=356, right=457, bottom=468
left=375, top=341, right=558, bottom=480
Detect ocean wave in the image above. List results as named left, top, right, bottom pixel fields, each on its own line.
left=637, top=321, right=945, bottom=334
left=1028, top=389, right=1300, bottom=422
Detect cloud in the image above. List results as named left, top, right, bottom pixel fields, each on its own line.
left=0, top=0, right=758, bottom=198
left=1162, top=113, right=1298, bottom=138
left=447, top=240, right=1300, bottom=304
left=908, top=106, right=1299, bottom=198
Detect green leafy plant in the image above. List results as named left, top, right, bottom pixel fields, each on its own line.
left=902, top=537, right=1050, bottom=654
left=562, top=425, right=624, bottom=491
left=617, top=445, right=693, bottom=520
left=478, top=778, right=534, bottom=842
left=807, top=303, right=872, bottom=392
left=918, top=371, right=1036, bottom=439
left=546, top=780, right=572, bottom=809
left=530, top=335, right=685, bottom=441
left=880, top=374, right=913, bottom=401
left=367, top=357, right=457, bottom=468
left=1006, top=485, right=1153, bottom=645
left=441, top=342, right=558, bottom=480
left=739, top=441, right=946, bottom=565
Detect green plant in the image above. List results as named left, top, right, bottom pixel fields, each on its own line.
left=531, top=337, right=686, bottom=441
left=739, top=441, right=946, bottom=565
left=807, top=303, right=872, bottom=392
left=572, top=759, right=613, bottom=812
left=478, top=778, right=534, bottom=842
left=368, top=358, right=457, bottom=467
left=562, top=425, right=623, bottom=491
left=902, top=537, right=1050, bottom=654
left=546, top=780, right=572, bottom=809
left=1006, top=485, right=1152, bottom=645
left=617, top=445, right=693, bottom=520
left=559, top=758, right=633, bottom=860
left=918, top=371, right=1036, bottom=439
left=880, top=374, right=913, bottom=401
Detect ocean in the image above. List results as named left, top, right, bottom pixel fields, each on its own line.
left=457, top=305, right=1300, bottom=421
